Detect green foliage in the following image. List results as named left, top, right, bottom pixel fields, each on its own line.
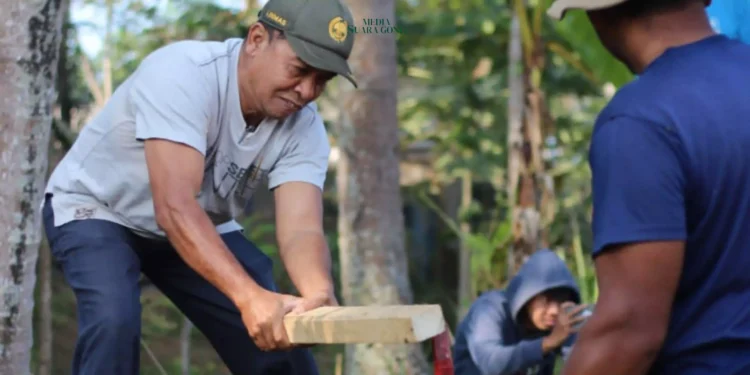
left=238, top=214, right=291, bottom=292
left=550, top=10, right=634, bottom=87
left=414, top=188, right=512, bottom=294
left=393, top=0, right=609, bottom=309
left=396, top=0, right=512, bottom=185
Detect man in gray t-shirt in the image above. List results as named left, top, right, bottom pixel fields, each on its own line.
left=41, top=0, right=356, bottom=373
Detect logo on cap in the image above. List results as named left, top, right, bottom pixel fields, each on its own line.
left=266, top=11, right=287, bottom=27
left=328, top=16, right=348, bottom=43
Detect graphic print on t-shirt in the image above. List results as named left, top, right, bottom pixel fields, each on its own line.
left=212, top=149, right=268, bottom=201
left=206, top=122, right=280, bottom=205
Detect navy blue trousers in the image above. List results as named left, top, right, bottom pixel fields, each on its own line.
left=42, top=195, right=319, bottom=375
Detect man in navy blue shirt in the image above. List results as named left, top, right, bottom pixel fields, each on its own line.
left=546, top=0, right=750, bottom=374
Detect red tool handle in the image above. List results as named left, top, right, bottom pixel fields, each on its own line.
left=432, top=325, right=454, bottom=375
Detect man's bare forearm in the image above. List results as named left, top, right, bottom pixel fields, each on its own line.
left=279, top=230, right=334, bottom=298
left=561, top=315, right=663, bottom=375
left=158, top=199, right=266, bottom=306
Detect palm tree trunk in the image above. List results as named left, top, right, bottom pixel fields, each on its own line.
left=507, top=10, right=539, bottom=275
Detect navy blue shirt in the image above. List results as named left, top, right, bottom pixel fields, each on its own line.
left=589, top=34, right=750, bottom=375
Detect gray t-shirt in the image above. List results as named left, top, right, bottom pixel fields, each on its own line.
left=43, top=38, right=331, bottom=239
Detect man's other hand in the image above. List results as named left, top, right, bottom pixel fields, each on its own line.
left=291, top=290, right=339, bottom=314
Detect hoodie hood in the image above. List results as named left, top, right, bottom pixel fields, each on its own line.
left=505, top=249, right=581, bottom=322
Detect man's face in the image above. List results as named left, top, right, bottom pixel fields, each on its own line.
left=586, top=10, right=639, bottom=73
left=241, top=25, right=335, bottom=119
left=525, top=288, right=575, bottom=331
left=587, top=11, right=623, bottom=59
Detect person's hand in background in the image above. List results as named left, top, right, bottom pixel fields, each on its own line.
left=543, top=302, right=589, bottom=353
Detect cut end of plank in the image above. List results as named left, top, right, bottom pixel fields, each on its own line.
left=284, top=304, right=446, bottom=345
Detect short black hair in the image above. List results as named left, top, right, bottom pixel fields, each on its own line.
left=612, top=0, right=703, bottom=18
left=259, top=20, right=286, bottom=42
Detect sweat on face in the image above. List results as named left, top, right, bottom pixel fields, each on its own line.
left=452, top=249, right=581, bottom=375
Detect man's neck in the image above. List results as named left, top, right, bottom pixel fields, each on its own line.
left=243, top=114, right=263, bottom=130
left=624, top=5, right=716, bottom=73
left=238, top=87, right=263, bottom=121
left=236, top=52, right=264, bottom=129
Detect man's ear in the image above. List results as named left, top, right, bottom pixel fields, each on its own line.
left=245, top=23, right=271, bottom=56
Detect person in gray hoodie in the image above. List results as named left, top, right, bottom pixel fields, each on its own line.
left=453, top=249, right=588, bottom=375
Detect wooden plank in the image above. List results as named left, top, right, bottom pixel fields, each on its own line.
left=284, top=304, right=446, bottom=344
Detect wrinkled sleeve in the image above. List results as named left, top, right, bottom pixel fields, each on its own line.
left=589, top=116, right=687, bottom=256
left=465, top=300, right=547, bottom=375
left=129, top=48, right=212, bottom=155
left=267, top=109, right=330, bottom=190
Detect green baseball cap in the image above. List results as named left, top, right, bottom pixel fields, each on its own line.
left=258, top=0, right=357, bottom=88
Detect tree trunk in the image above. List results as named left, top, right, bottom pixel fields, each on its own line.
left=507, top=11, right=538, bottom=276
left=180, top=317, right=193, bottom=375
left=101, top=0, right=114, bottom=102
left=38, top=4, right=71, bottom=373
left=525, top=23, right=555, bottom=253
left=55, top=1, right=72, bottom=127
left=507, top=1, right=556, bottom=276
left=457, top=171, right=473, bottom=321
left=336, top=0, right=429, bottom=373
left=0, top=0, right=66, bottom=373
left=37, top=243, right=53, bottom=375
